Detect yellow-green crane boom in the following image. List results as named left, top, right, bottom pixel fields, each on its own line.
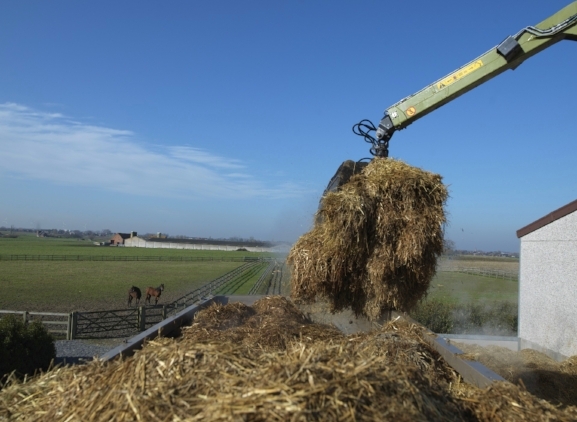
left=373, top=2, right=577, bottom=157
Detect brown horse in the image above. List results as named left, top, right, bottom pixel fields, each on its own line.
left=127, top=286, right=141, bottom=307
left=145, top=284, right=164, bottom=305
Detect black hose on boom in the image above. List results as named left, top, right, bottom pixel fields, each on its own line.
left=352, top=119, right=389, bottom=158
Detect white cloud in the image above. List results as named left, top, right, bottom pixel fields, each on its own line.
left=168, top=146, right=244, bottom=170
left=0, top=103, right=310, bottom=199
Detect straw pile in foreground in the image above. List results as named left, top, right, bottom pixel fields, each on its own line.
left=1, top=297, right=577, bottom=421
left=289, top=158, right=448, bottom=320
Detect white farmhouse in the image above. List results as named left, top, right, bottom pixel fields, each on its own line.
left=517, top=199, right=577, bottom=361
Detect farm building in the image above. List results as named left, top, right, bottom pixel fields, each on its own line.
left=517, top=198, right=577, bottom=361
left=109, top=231, right=137, bottom=245
left=124, top=235, right=288, bottom=253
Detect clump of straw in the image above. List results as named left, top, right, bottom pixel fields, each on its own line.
left=288, top=158, right=448, bottom=320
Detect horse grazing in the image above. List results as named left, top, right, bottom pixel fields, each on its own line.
left=145, top=284, right=165, bottom=305
left=127, top=286, right=142, bottom=307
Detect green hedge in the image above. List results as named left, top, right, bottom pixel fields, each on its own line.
left=0, top=315, right=56, bottom=382
left=410, top=298, right=455, bottom=334
left=410, top=299, right=518, bottom=335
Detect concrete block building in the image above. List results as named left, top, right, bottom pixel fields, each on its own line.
left=517, top=199, right=577, bottom=360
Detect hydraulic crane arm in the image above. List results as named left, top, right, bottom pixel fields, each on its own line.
left=374, top=2, right=577, bottom=153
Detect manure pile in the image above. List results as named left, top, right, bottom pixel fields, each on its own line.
left=1, top=297, right=577, bottom=421
left=456, top=342, right=577, bottom=408
left=289, top=158, right=448, bottom=320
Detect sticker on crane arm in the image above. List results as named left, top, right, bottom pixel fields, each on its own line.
left=436, top=60, right=484, bottom=90
left=406, top=107, right=417, bottom=117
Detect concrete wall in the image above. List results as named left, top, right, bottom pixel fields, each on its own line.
left=124, top=236, right=283, bottom=253
left=519, top=211, right=577, bottom=360
left=441, top=334, right=519, bottom=352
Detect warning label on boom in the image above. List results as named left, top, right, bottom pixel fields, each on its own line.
left=436, top=60, right=483, bottom=90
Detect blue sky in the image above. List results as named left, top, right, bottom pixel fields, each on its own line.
left=0, top=0, right=575, bottom=252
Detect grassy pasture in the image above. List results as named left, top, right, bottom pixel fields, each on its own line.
left=0, top=234, right=275, bottom=313
left=216, top=262, right=270, bottom=296
left=414, top=257, right=520, bottom=334
left=429, top=255, right=519, bottom=305
left=427, top=271, right=518, bottom=305
left=438, top=255, right=519, bottom=273
left=0, top=261, right=247, bottom=313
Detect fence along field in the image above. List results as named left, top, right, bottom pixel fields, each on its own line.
left=431, top=257, right=519, bottom=305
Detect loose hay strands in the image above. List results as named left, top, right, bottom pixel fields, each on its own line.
left=455, top=343, right=577, bottom=408
left=186, top=296, right=344, bottom=350
left=288, top=158, right=449, bottom=320
left=1, top=298, right=577, bottom=421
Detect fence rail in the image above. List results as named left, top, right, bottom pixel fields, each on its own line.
left=442, top=267, right=518, bottom=281
left=0, top=310, right=71, bottom=339
left=167, top=261, right=264, bottom=313
left=216, top=262, right=268, bottom=296
left=247, top=261, right=277, bottom=295
left=74, top=308, right=140, bottom=338
left=267, top=262, right=285, bottom=296
left=0, top=254, right=275, bottom=262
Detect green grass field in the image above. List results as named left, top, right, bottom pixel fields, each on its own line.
left=0, top=260, right=248, bottom=312
left=426, top=271, right=518, bottom=305
left=0, top=235, right=520, bottom=313
left=438, top=255, right=519, bottom=273
left=413, top=270, right=519, bottom=335
left=216, top=262, right=270, bottom=296
left=0, top=234, right=275, bottom=313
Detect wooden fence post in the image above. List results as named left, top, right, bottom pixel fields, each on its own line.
left=162, top=305, right=167, bottom=320
left=22, top=311, right=28, bottom=325
left=138, top=306, right=146, bottom=332
left=71, top=312, right=78, bottom=339
left=67, top=313, right=72, bottom=340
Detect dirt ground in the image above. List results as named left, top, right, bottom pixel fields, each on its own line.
left=454, top=341, right=577, bottom=408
